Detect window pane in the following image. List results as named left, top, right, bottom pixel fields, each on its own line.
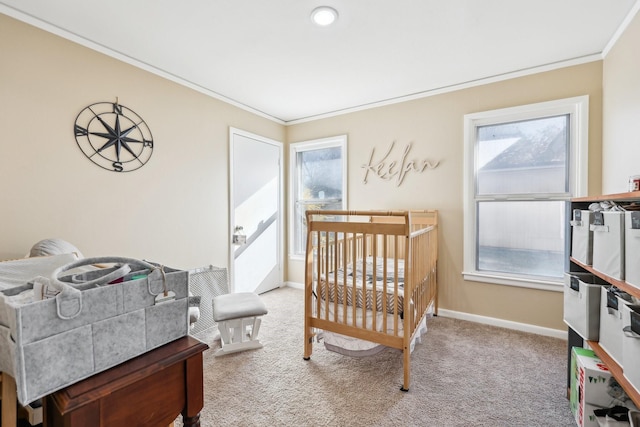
left=293, top=146, right=344, bottom=255
left=293, top=199, right=343, bottom=254
left=477, top=200, right=565, bottom=278
left=297, top=147, right=343, bottom=200
left=477, top=115, right=569, bottom=195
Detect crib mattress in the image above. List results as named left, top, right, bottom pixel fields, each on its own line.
left=318, top=257, right=405, bottom=315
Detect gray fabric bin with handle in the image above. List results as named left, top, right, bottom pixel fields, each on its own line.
left=0, top=256, right=189, bottom=405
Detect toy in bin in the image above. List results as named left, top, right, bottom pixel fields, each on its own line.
left=570, top=347, right=636, bottom=427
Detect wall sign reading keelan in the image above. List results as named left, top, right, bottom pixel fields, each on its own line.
left=361, top=141, right=440, bottom=186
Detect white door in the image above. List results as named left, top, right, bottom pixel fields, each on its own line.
left=229, top=128, right=283, bottom=294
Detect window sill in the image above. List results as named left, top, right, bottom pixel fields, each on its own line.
left=288, top=254, right=305, bottom=262
left=462, top=271, right=563, bottom=292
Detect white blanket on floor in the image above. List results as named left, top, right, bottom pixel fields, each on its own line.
left=318, top=300, right=430, bottom=356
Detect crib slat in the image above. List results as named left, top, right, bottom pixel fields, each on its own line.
left=323, top=232, right=329, bottom=321
left=371, top=233, right=377, bottom=332
left=331, top=231, right=338, bottom=322
left=381, top=234, right=388, bottom=335
left=341, top=232, right=347, bottom=324
left=351, top=232, right=357, bottom=327
left=361, top=232, right=368, bottom=330
left=393, top=235, right=400, bottom=336
left=316, top=231, right=322, bottom=319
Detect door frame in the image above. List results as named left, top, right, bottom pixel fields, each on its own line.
left=228, top=127, right=284, bottom=293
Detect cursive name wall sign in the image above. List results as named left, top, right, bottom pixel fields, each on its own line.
left=361, top=141, right=441, bottom=186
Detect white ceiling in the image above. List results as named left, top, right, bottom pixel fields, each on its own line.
left=1, top=1, right=639, bottom=124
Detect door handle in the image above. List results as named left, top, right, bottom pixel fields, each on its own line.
left=232, top=226, right=247, bottom=245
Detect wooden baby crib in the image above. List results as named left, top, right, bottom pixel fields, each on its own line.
left=303, top=209, right=438, bottom=391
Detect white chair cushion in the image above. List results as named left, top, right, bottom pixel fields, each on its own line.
left=212, top=292, right=267, bottom=322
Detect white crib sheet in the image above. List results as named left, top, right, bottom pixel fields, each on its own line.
left=319, top=257, right=405, bottom=315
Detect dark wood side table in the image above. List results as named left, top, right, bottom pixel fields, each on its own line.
left=43, top=336, right=209, bottom=427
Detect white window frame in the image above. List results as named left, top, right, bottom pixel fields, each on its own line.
left=289, top=135, right=347, bottom=259
left=462, top=96, right=589, bottom=291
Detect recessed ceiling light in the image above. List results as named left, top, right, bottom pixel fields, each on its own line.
left=311, top=6, right=338, bottom=27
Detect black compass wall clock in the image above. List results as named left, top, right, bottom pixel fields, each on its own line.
left=74, top=101, right=153, bottom=172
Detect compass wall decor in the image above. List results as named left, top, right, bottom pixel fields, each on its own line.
left=74, top=100, right=153, bottom=172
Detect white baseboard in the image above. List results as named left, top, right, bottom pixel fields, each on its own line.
left=285, top=282, right=567, bottom=340
left=285, top=281, right=304, bottom=290
left=437, top=308, right=567, bottom=340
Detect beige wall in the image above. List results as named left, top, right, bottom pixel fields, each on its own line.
left=287, top=62, right=603, bottom=331
left=0, top=14, right=284, bottom=269
left=6, top=9, right=631, bottom=332
left=603, top=9, right=640, bottom=194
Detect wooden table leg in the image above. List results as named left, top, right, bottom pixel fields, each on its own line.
left=1, top=373, right=17, bottom=427
left=182, top=351, right=204, bottom=427
left=182, top=414, right=200, bottom=427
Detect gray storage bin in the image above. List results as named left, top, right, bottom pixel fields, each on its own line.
left=0, top=256, right=189, bottom=405
left=563, top=272, right=608, bottom=340
left=598, top=286, right=632, bottom=368
left=591, top=211, right=625, bottom=280
left=623, top=304, right=640, bottom=394
left=625, top=211, right=640, bottom=291
left=571, top=210, right=595, bottom=265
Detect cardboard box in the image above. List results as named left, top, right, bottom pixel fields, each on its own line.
left=24, top=401, right=43, bottom=425
left=570, top=347, right=596, bottom=421
left=570, top=347, right=633, bottom=427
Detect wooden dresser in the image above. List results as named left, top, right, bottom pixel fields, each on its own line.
left=43, top=336, right=208, bottom=427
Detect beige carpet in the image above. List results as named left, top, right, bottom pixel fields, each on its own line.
left=183, top=286, right=575, bottom=427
